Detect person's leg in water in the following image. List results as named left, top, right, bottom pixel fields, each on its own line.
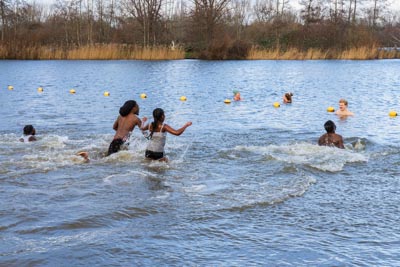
left=145, top=150, right=168, bottom=162
left=107, top=138, right=124, bottom=156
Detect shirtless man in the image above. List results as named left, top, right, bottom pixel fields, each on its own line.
left=336, top=99, right=354, bottom=116
left=107, top=100, right=147, bottom=156
left=318, top=120, right=344, bottom=149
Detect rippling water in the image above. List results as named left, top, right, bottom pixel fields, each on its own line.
left=1, top=60, right=400, bottom=266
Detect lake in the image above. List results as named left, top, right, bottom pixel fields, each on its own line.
left=1, top=59, right=399, bottom=266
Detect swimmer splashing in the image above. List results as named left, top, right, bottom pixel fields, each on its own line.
left=107, top=100, right=147, bottom=156
left=142, top=108, right=192, bottom=162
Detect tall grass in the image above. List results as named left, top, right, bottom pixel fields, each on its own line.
left=0, top=44, right=185, bottom=60
left=247, top=46, right=400, bottom=60
left=0, top=44, right=398, bottom=60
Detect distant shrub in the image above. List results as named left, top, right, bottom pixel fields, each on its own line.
left=226, top=40, right=251, bottom=60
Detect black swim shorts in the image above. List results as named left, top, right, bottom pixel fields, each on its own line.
left=145, top=150, right=164, bottom=160
left=107, top=138, right=124, bottom=156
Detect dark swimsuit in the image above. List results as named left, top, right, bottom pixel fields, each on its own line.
left=145, top=150, right=164, bottom=160
left=107, top=138, right=124, bottom=156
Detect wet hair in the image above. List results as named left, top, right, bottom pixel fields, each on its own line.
left=119, top=100, right=137, bottom=117
left=339, top=98, right=348, bottom=106
left=149, top=108, right=165, bottom=139
left=285, top=92, right=293, bottom=102
left=23, top=125, right=35, bottom=135
left=324, top=120, right=336, bottom=133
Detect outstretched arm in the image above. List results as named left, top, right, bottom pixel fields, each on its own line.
left=139, top=117, right=148, bottom=131
left=164, top=122, right=192, bottom=136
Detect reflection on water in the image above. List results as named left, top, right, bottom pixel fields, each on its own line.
left=1, top=60, right=400, bottom=266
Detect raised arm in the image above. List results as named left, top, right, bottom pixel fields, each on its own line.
left=164, top=122, right=192, bottom=136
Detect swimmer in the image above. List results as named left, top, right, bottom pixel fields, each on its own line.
left=142, top=108, right=192, bottom=162
left=77, top=151, right=90, bottom=163
left=108, top=100, right=147, bottom=156
left=318, top=120, right=344, bottom=149
left=283, top=92, right=293, bottom=103
left=19, top=125, right=36, bottom=142
left=336, top=98, right=354, bottom=116
left=233, top=91, right=242, bottom=101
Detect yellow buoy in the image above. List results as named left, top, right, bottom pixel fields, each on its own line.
left=273, top=102, right=280, bottom=108
left=180, top=96, right=187, bottom=101
left=103, top=91, right=110, bottom=97
left=38, top=87, right=43, bottom=92
left=140, top=93, right=147, bottom=99
left=69, top=89, right=76, bottom=94
left=8, top=85, right=14, bottom=90
left=224, top=99, right=231, bottom=104
left=389, top=110, right=397, bottom=117
left=327, top=106, right=335, bottom=112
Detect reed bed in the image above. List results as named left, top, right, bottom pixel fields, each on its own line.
left=0, top=44, right=398, bottom=60
left=247, top=46, right=400, bottom=60
left=0, top=44, right=185, bottom=60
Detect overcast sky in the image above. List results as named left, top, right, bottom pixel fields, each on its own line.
left=34, top=0, right=400, bottom=11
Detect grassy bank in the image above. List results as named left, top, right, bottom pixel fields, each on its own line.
left=0, top=44, right=399, bottom=60
left=247, top=46, right=400, bottom=60
left=0, top=44, right=185, bottom=60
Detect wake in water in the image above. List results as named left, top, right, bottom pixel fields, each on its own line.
left=235, top=142, right=368, bottom=172
left=0, top=131, right=193, bottom=179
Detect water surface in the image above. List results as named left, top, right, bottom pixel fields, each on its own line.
left=1, top=59, right=399, bottom=266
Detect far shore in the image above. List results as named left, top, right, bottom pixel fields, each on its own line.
left=1, top=44, right=399, bottom=60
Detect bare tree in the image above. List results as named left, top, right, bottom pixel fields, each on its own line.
left=253, top=0, right=275, bottom=22
left=299, top=0, right=323, bottom=24
left=228, top=0, right=250, bottom=39
left=124, top=0, right=164, bottom=46
left=190, top=0, right=231, bottom=46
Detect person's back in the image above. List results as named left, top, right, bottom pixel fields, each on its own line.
left=108, top=100, right=145, bottom=156
left=318, top=120, right=344, bottom=149
left=143, top=108, right=192, bottom=161
left=113, top=113, right=139, bottom=141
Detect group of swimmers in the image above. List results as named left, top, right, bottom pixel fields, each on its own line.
left=106, top=100, right=192, bottom=161
left=20, top=101, right=192, bottom=162
left=233, top=91, right=353, bottom=149
left=19, top=96, right=353, bottom=158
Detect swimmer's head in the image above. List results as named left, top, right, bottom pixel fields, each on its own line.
left=153, top=108, right=165, bottom=122
left=285, top=92, right=293, bottom=101
left=119, top=100, right=138, bottom=116
left=324, top=120, right=336, bottom=133
left=338, top=98, right=348, bottom=111
left=23, top=125, right=35, bottom=135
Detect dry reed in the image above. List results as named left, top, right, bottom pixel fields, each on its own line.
left=0, top=44, right=398, bottom=60
left=247, top=46, right=399, bottom=60
left=0, top=44, right=185, bottom=60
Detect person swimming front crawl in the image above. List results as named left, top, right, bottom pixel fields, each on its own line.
left=107, top=100, right=147, bottom=156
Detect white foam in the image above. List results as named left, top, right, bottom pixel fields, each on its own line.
left=236, top=142, right=368, bottom=172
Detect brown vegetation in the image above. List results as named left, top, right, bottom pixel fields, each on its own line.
left=248, top=46, right=400, bottom=60
left=0, top=0, right=399, bottom=60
